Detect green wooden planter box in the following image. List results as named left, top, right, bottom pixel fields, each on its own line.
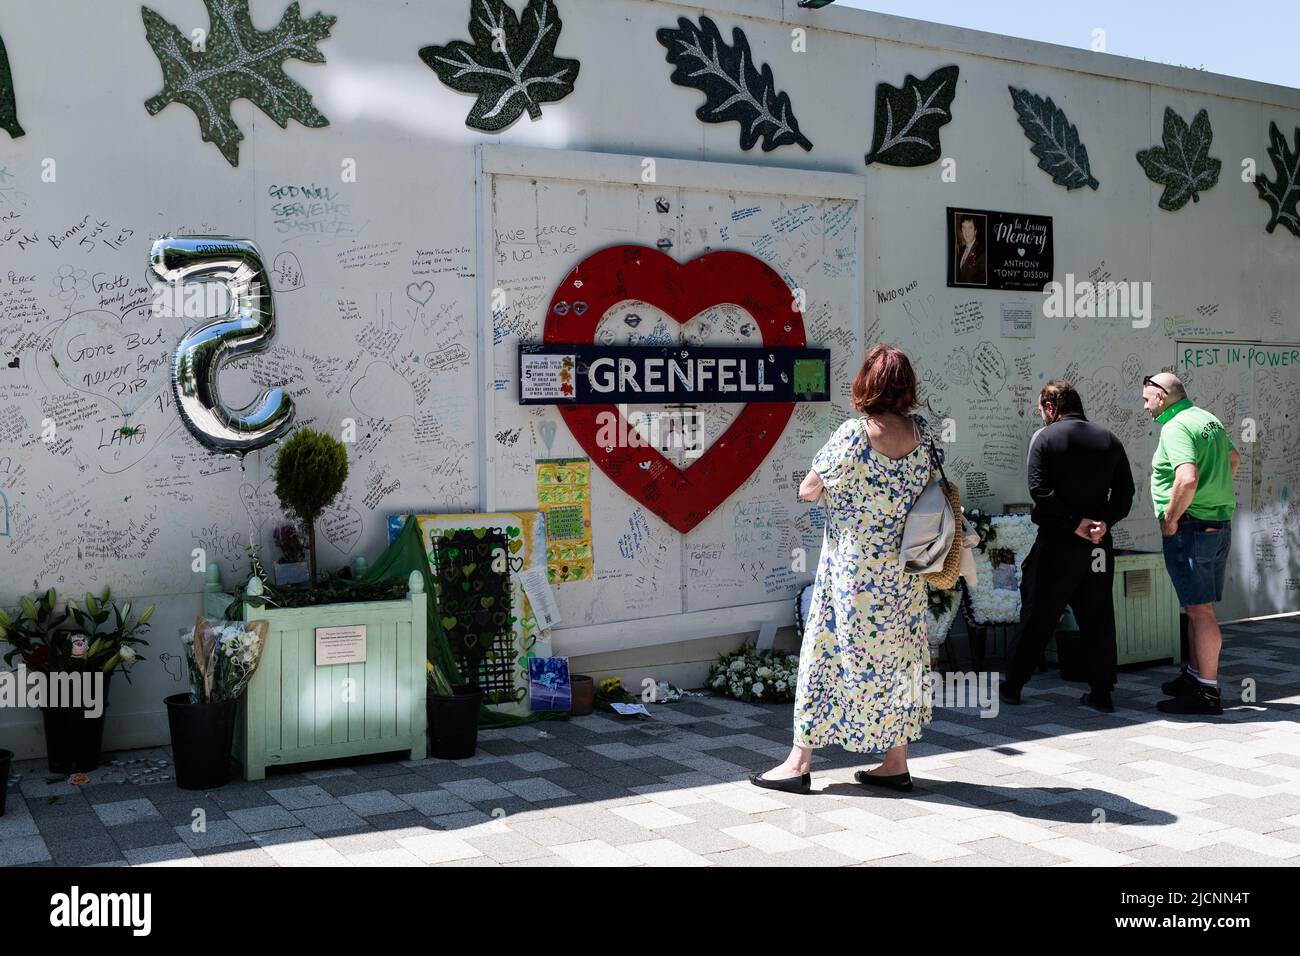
left=235, top=570, right=428, bottom=780
left=1048, top=552, right=1181, bottom=667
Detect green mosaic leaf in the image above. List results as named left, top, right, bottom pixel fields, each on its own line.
left=419, top=0, right=580, bottom=133
left=142, top=0, right=335, bottom=167
left=1136, top=107, right=1221, bottom=211
left=1009, top=86, right=1099, bottom=190
left=1255, top=121, right=1300, bottom=238
left=0, top=30, right=22, bottom=138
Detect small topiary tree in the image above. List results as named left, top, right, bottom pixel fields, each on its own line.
left=272, top=428, right=348, bottom=585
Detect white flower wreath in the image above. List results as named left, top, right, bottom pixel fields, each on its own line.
left=926, top=588, right=962, bottom=650
left=964, top=514, right=1037, bottom=624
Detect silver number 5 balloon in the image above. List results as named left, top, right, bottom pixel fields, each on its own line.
left=149, top=236, right=295, bottom=456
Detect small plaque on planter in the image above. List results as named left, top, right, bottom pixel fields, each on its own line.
left=315, top=625, right=367, bottom=665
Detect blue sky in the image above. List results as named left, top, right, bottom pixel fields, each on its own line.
left=835, top=1, right=1299, bottom=90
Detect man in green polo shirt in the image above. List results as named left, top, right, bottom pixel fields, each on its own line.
left=1142, top=372, right=1241, bottom=716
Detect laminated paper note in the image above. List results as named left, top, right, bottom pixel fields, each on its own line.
left=536, top=457, right=593, bottom=584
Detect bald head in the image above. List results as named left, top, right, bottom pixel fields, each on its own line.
left=1142, top=370, right=1187, bottom=419
left=1149, top=372, right=1186, bottom=400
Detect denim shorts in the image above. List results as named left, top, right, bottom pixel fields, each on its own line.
left=1162, top=518, right=1231, bottom=607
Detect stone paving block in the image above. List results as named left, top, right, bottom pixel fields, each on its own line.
left=324, top=788, right=407, bottom=817
left=0, top=834, right=51, bottom=865
left=266, top=785, right=337, bottom=811
left=92, top=797, right=162, bottom=827
left=293, top=804, right=368, bottom=834
left=109, top=820, right=182, bottom=851
left=174, top=818, right=250, bottom=850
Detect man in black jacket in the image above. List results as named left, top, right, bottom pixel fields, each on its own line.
left=1000, top=380, right=1135, bottom=712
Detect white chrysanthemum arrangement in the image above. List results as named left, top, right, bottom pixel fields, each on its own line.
left=707, top=646, right=801, bottom=703
left=964, top=513, right=1036, bottom=624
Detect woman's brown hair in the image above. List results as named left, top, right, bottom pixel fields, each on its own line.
left=1039, top=379, right=1085, bottom=422
left=850, top=344, right=917, bottom=415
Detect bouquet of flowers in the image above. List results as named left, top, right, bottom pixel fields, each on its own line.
left=707, top=645, right=800, bottom=704
left=182, top=617, right=268, bottom=704
left=1, top=586, right=153, bottom=681
left=926, top=582, right=962, bottom=656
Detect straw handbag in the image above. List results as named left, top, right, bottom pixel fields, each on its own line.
left=899, top=437, right=964, bottom=590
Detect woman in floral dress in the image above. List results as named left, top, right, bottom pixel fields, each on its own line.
left=752, top=345, right=938, bottom=794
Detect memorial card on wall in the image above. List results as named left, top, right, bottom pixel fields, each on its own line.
left=947, top=207, right=1053, bottom=292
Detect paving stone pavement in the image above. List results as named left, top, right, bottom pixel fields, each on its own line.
left=4, top=619, right=1299, bottom=867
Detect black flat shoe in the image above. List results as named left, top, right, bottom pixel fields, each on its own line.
left=749, top=771, right=811, bottom=794
left=854, top=770, right=914, bottom=793
left=1080, top=691, right=1115, bottom=713
left=1160, top=667, right=1199, bottom=698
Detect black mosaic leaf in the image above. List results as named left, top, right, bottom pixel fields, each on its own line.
left=419, top=0, right=580, bottom=133
left=1009, top=86, right=1099, bottom=190
left=657, top=15, right=812, bottom=153
left=1136, top=107, right=1221, bottom=211
left=1255, top=121, right=1300, bottom=238
left=864, top=65, right=958, bottom=167
left=0, top=30, right=23, bottom=138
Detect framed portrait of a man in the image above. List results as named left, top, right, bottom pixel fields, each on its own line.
left=951, top=210, right=987, bottom=286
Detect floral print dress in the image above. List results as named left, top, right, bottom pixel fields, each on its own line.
left=793, top=414, right=938, bottom=753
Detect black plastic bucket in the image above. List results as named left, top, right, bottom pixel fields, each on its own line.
left=165, top=694, right=238, bottom=790
left=0, top=749, right=12, bottom=816
left=428, top=684, right=484, bottom=760
left=41, top=672, right=112, bottom=774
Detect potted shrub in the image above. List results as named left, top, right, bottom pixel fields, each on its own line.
left=272, top=523, right=311, bottom=587
left=166, top=617, right=268, bottom=790
left=426, top=660, right=483, bottom=760
left=272, top=428, right=348, bottom=586
left=0, top=587, right=153, bottom=773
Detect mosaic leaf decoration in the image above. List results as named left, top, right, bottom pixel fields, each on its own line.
left=657, top=15, right=812, bottom=153
left=864, top=65, right=958, bottom=167
left=1136, top=107, right=1221, bottom=211
left=1255, top=121, right=1300, bottom=238
left=1009, top=86, right=1099, bottom=190
left=0, top=31, right=22, bottom=138
left=418, top=0, right=580, bottom=133
left=142, top=0, right=335, bottom=167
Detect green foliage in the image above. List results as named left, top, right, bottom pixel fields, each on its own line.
left=1, top=586, right=152, bottom=679
left=273, top=427, right=348, bottom=584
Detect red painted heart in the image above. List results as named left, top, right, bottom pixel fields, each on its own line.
left=543, top=244, right=805, bottom=534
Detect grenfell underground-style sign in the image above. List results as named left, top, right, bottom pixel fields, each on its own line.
left=419, top=0, right=580, bottom=133
left=657, top=15, right=812, bottom=153
left=526, top=245, right=828, bottom=535
left=141, top=0, right=335, bottom=167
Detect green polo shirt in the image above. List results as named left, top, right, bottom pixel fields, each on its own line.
left=1150, top=398, right=1236, bottom=521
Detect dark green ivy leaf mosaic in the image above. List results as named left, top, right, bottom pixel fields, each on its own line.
left=1009, top=86, right=1099, bottom=190
left=1136, top=107, right=1221, bottom=211
left=0, top=30, right=22, bottom=138
left=657, top=15, right=812, bottom=153
left=1255, top=121, right=1300, bottom=238
left=864, top=65, right=958, bottom=167
left=142, top=0, right=335, bottom=167
left=419, top=0, right=580, bottom=133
